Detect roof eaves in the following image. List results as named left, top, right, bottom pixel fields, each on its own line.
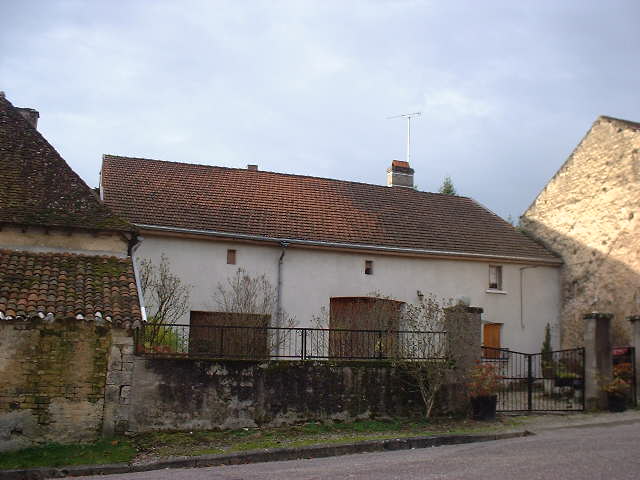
left=135, top=223, right=563, bottom=265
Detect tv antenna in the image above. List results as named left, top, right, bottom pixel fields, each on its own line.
left=387, top=112, right=421, bottom=164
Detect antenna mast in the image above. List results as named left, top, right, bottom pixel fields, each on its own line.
left=387, top=112, right=421, bottom=164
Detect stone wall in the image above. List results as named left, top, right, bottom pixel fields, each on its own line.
left=128, top=358, right=426, bottom=432
left=522, top=116, right=640, bottom=347
left=0, top=309, right=480, bottom=446
left=0, top=319, right=112, bottom=452
left=102, top=330, right=135, bottom=436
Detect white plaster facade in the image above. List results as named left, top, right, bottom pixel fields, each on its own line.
left=135, top=232, right=561, bottom=354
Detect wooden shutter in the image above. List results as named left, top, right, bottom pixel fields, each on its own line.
left=189, top=311, right=269, bottom=358
left=483, top=323, right=502, bottom=359
left=329, top=297, right=402, bottom=358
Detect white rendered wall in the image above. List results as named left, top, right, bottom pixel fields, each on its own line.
left=136, top=234, right=561, bottom=354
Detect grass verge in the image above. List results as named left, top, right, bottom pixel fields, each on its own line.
left=0, top=417, right=522, bottom=469
left=133, top=417, right=522, bottom=459
left=0, top=438, right=136, bottom=470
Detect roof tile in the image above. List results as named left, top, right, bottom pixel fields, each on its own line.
left=0, top=96, right=133, bottom=232
left=0, top=249, right=141, bottom=325
left=102, top=155, right=558, bottom=262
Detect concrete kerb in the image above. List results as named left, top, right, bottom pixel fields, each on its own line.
left=0, top=431, right=531, bottom=479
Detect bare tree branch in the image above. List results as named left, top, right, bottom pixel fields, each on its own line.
left=138, top=254, right=191, bottom=346
left=213, top=268, right=297, bottom=353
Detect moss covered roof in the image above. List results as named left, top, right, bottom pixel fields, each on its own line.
left=0, top=95, right=133, bottom=232
left=0, top=249, right=141, bottom=324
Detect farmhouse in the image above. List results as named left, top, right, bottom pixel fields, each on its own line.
left=101, top=155, right=561, bottom=353
left=522, top=115, right=640, bottom=347
left=0, top=93, right=143, bottom=449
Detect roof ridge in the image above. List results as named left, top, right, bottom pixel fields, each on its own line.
left=103, top=154, right=471, bottom=200
left=597, top=115, right=640, bottom=131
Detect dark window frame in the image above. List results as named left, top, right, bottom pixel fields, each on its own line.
left=488, top=265, right=503, bottom=290
left=364, top=260, right=374, bottom=275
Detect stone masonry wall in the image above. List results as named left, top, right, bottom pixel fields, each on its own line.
left=102, top=329, right=135, bottom=436
left=522, top=117, right=640, bottom=347
left=127, top=307, right=480, bottom=433
left=129, top=358, right=426, bottom=432
left=0, top=319, right=112, bottom=452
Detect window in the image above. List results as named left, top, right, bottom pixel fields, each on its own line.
left=488, top=265, right=502, bottom=290
left=227, top=249, right=236, bottom=265
left=364, top=260, right=373, bottom=275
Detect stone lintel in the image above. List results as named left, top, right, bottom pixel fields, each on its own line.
left=583, top=312, right=613, bottom=321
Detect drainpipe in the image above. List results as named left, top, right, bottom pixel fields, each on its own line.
left=519, top=266, right=538, bottom=330
left=130, top=235, right=148, bottom=323
left=275, top=242, right=289, bottom=353
left=276, top=241, right=289, bottom=325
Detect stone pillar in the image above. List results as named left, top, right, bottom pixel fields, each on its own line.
left=102, top=328, right=135, bottom=436
left=443, top=306, right=482, bottom=413
left=627, top=316, right=640, bottom=403
left=583, top=312, right=613, bottom=410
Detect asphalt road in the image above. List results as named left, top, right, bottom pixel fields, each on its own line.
left=77, top=422, right=640, bottom=480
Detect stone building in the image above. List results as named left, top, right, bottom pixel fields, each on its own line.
left=0, top=93, right=143, bottom=450
left=521, top=115, right=640, bottom=347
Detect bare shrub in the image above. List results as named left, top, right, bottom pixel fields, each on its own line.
left=138, top=253, right=191, bottom=347
left=391, top=295, right=465, bottom=418
left=213, top=268, right=296, bottom=354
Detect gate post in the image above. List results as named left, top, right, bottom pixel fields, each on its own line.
left=443, top=306, right=482, bottom=413
left=627, top=316, right=640, bottom=403
left=583, top=312, right=613, bottom=410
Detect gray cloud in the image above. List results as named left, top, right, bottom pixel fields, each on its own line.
left=2, top=0, right=639, bottom=219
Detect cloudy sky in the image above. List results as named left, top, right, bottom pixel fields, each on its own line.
left=2, top=0, right=639, bottom=220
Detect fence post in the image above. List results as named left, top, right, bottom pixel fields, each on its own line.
left=301, top=328, right=307, bottom=360
left=527, top=354, right=533, bottom=412
left=583, top=312, right=613, bottom=410
left=627, top=316, right=640, bottom=405
left=443, top=305, right=482, bottom=413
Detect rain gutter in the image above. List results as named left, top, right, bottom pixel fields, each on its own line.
left=133, top=223, right=562, bottom=266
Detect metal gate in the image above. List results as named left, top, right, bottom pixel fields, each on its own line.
left=482, top=347, right=585, bottom=412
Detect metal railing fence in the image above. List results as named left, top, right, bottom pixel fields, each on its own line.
left=134, top=323, right=447, bottom=361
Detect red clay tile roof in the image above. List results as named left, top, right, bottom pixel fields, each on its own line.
left=102, top=155, right=559, bottom=263
left=0, top=249, right=141, bottom=325
left=0, top=95, right=133, bottom=232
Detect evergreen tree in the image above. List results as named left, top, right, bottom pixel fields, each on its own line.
left=439, top=176, right=457, bottom=195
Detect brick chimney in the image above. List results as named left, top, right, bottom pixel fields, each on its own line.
left=16, top=107, right=39, bottom=129
left=247, top=164, right=258, bottom=171
left=386, top=160, right=414, bottom=188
